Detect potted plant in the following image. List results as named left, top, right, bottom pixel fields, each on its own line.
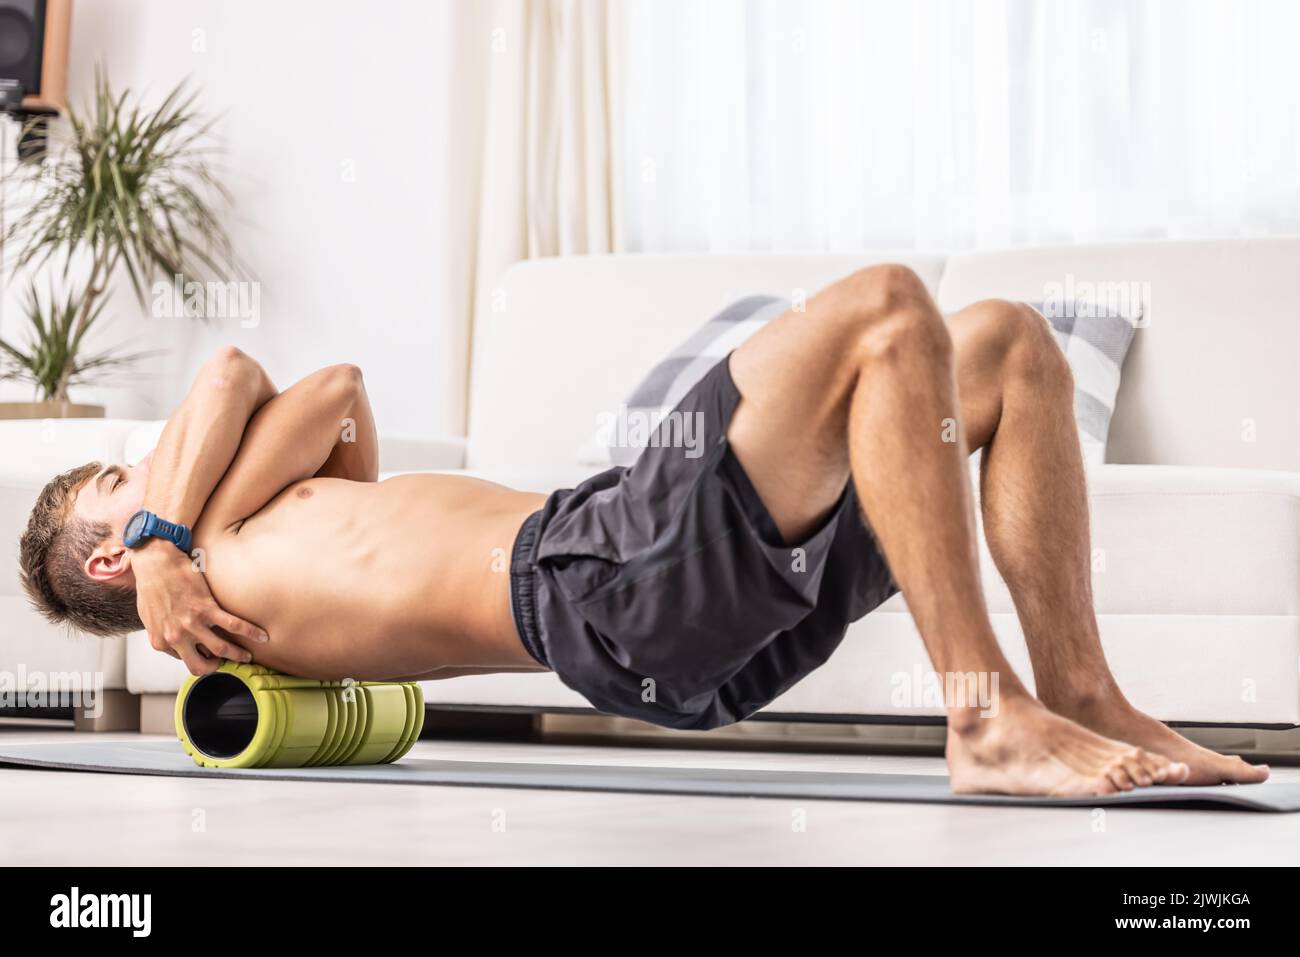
left=0, top=70, right=241, bottom=419
left=0, top=281, right=153, bottom=417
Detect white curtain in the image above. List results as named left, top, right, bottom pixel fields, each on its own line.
left=452, top=0, right=625, bottom=431
left=622, top=0, right=1300, bottom=252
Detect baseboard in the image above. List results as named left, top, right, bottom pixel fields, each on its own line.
left=0, top=705, right=73, bottom=720
left=540, top=713, right=1300, bottom=763
left=540, top=713, right=949, bottom=754
left=422, top=707, right=541, bottom=740
left=1190, top=725, right=1300, bottom=763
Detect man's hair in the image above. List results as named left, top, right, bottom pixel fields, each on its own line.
left=18, top=461, right=142, bottom=637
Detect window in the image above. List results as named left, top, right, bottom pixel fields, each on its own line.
left=622, top=0, right=1300, bottom=251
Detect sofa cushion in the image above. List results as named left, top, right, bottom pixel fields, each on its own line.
left=0, top=600, right=129, bottom=690
left=470, top=253, right=947, bottom=471
left=1031, top=297, right=1138, bottom=464
left=765, top=610, right=1300, bottom=725
left=599, top=294, right=788, bottom=467
left=590, top=290, right=1138, bottom=470
left=124, top=421, right=167, bottom=466
left=873, top=464, right=1300, bottom=618
left=124, top=631, right=191, bottom=694
left=938, top=238, right=1300, bottom=470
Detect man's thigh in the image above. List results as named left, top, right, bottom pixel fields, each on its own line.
left=726, top=301, right=862, bottom=543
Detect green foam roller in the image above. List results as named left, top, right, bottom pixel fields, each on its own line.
left=175, top=662, right=425, bottom=769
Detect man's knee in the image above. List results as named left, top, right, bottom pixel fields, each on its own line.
left=1004, top=301, right=1073, bottom=394
left=839, top=262, right=931, bottom=317
left=958, top=299, right=1072, bottom=393
left=855, top=305, right=953, bottom=368
left=823, top=263, right=951, bottom=366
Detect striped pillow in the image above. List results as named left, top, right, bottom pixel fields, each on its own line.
left=1029, top=297, right=1140, bottom=464
left=592, top=295, right=789, bottom=467
left=589, top=294, right=1137, bottom=468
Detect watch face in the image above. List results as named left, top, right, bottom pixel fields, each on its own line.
left=125, top=511, right=148, bottom=543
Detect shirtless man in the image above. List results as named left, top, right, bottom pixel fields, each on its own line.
left=20, top=265, right=1269, bottom=796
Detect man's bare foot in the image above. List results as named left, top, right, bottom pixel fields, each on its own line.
left=1044, top=685, right=1269, bottom=787
left=946, top=695, right=1190, bottom=796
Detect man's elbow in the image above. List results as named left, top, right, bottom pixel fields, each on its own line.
left=325, top=363, right=365, bottom=397
left=202, top=346, right=263, bottom=393
left=328, top=362, right=363, bottom=383
left=205, top=345, right=250, bottom=371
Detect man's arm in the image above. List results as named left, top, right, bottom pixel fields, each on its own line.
left=313, top=370, right=378, bottom=482
left=198, top=363, right=374, bottom=533
left=133, top=347, right=277, bottom=675
left=143, top=347, right=278, bottom=526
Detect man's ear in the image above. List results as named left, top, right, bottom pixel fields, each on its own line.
left=85, top=542, right=131, bottom=583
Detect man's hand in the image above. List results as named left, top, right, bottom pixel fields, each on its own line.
left=133, top=543, right=268, bottom=675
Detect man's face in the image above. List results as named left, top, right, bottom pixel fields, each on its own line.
left=71, top=452, right=153, bottom=583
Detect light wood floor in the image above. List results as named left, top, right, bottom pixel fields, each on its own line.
left=2, top=721, right=1298, bottom=866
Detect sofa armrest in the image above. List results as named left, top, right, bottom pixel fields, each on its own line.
left=379, top=433, right=467, bottom=472
left=0, top=418, right=152, bottom=484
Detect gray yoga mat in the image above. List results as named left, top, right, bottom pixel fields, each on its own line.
left=0, top=739, right=1295, bottom=811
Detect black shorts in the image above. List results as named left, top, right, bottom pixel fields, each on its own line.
left=509, top=354, right=898, bottom=731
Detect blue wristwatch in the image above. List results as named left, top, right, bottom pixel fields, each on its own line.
left=123, top=510, right=193, bottom=555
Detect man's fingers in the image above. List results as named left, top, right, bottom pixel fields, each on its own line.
left=151, top=630, right=184, bottom=661
left=198, top=634, right=253, bottom=664
left=150, top=635, right=181, bottom=661
left=177, top=642, right=221, bottom=677
left=214, top=612, right=269, bottom=645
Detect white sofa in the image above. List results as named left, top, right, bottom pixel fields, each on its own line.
left=6, top=239, right=1300, bottom=729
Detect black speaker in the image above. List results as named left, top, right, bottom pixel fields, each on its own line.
left=0, top=0, right=47, bottom=103
left=0, top=0, right=67, bottom=113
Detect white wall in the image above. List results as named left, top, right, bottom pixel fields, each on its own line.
left=1, top=0, right=460, bottom=437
